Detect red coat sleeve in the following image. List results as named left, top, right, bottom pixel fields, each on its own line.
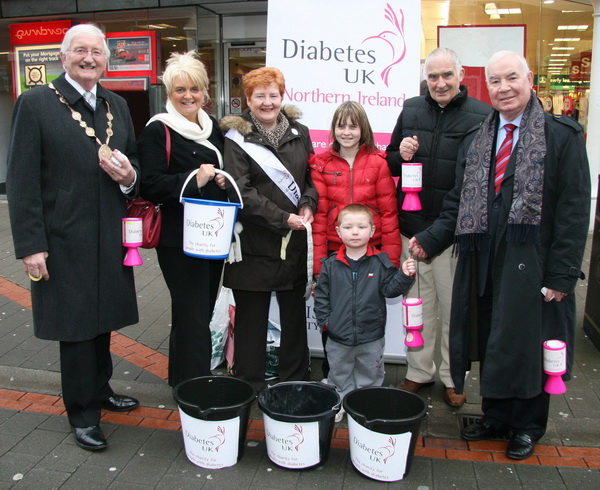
left=374, top=153, right=401, bottom=267
left=309, top=153, right=330, bottom=275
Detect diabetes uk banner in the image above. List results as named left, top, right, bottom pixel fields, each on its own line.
left=266, top=0, right=421, bottom=152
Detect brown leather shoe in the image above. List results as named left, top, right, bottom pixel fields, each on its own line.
left=444, top=387, right=466, bottom=407
left=397, top=378, right=434, bottom=393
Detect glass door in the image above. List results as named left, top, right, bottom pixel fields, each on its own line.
left=223, top=42, right=266, bottom=116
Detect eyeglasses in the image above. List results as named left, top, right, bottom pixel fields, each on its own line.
left=69, top=48, right=106, bottom=58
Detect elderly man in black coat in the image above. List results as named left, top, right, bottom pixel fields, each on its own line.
left=6, top=24, right=141, bottom=451
left=386, top=48, right=491, bottom=407
left=410, top=51, right=590, bottom=460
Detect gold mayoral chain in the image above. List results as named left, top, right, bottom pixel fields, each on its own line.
left=48, top=83, right=114, bottom=161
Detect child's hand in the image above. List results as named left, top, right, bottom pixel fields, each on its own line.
left=403, top=257, right=416, bottom=277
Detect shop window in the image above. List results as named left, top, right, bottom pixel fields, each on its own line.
left=421, top=0, right=592, bottom=132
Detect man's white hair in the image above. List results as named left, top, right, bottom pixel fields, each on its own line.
left=60, top=24, right=109, bottom=58
left=423, top=47, right=463, bottom=78
left=485, top=51, right=530, bottom=82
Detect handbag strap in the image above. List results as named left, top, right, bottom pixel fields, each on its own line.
left=162, top=122, right=171, bottom=167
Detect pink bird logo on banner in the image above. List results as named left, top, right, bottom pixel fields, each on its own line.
left=363, top=3, right=407, bottom=87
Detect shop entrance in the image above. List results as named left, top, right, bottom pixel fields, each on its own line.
left=223, top=43, right=266, bottom=117
left=116, top=90, right=151, bottom=139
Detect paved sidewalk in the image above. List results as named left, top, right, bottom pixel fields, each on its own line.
left=1, top=198, right=599, bottom=489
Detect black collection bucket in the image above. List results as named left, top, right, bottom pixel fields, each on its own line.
left=258, top=381, right=341, bottom=469
left=343, top=387, right=427, bottom=482
left=173, top=376, right=256, bottom=469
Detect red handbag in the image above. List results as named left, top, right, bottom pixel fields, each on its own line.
left=127, top=199, right=163, bottom=248
left=127, top=123, right=170, bottom=249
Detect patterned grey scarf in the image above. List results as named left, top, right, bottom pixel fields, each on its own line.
left=250, top=112, right=289, bottom=149
left=455, top=92, right=546, bottom=251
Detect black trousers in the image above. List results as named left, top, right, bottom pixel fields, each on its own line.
left=477, top=259, right=550, bottom=441
left=232, top=285, right=310, bottom=391
left=157, top=246, right=223, bottom=387
left=482, top=392, right=550, bottom=440
left=59, top=332, right=113, bottom=428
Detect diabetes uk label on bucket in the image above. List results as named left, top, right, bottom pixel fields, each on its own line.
left=179, top=410, right=240, bottom=469
left=263, top=417, right=320, bottom=468
left=348, top=415, right=412, bottom=481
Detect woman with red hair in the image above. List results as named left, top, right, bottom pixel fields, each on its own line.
left=220, top=67, right=318, bottom=391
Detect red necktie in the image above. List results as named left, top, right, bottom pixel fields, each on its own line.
left=494, top=123, right=517, bottom=194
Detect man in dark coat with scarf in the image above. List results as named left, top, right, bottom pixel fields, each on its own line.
left=6, top=24, right=141, bottom=451
left=410, top=51, right=590, bottom=460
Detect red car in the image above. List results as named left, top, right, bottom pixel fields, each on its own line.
left=116, top=50, right=137, bottom=62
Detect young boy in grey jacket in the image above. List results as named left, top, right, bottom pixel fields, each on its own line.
left=314, top=204, right=416, bottom=421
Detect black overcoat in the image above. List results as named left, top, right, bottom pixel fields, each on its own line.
left=416, top=110, right=591, bottom=399
left=6, top=73, right=140, bottom=341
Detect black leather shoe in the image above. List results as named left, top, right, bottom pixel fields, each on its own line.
left=72, top=425, right=107, bottom=451
left=461, top=420, right=507, bottom=441
left=506, top=432, right=536, bottom=460
left=101, top=394, right=139, bottom=412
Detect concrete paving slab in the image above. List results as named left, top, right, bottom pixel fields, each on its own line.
left=58, top=464, right=119, bottom=490
left=10, top=427, right=66, bottom=457
left=557, top=466, right=600, bottom=489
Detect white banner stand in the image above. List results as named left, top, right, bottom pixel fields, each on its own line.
left=268, top=293, right=407, bottom=363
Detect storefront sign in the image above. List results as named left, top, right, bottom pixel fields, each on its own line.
left=542, top=74, right=590, bottom=90
left=100, top=77, right=148, bottom=92
left=10, top=20, right=72, bottom=99
left=13, top=44, right=62, bottom=98
left=266, top=0, right=421, bottom=151
left=571, top=51, right=591, bottom=82
left=105, top=31, right=157, bottom=83
left=10, top=20, right=71, bottom=46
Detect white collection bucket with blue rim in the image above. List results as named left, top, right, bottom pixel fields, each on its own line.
left=179, top=168, right=243, bottom=260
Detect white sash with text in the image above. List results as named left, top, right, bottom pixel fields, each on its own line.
left=225, top=129, right=301, bottom=207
